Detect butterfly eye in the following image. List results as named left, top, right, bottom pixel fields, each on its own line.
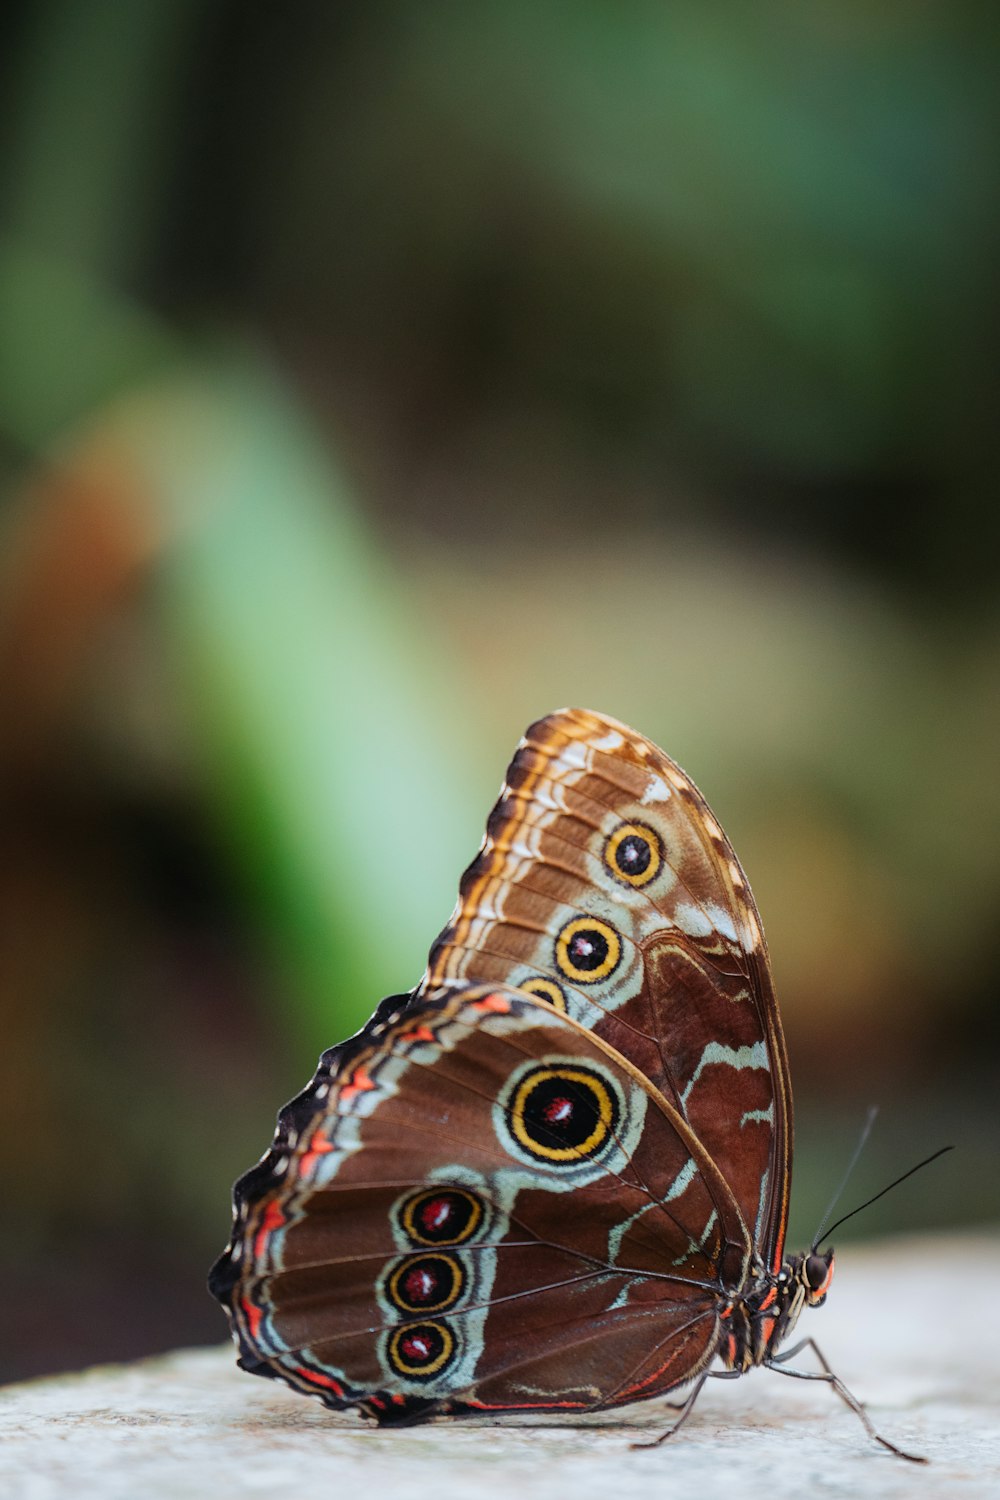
left=555, top=917, right=622, bottom=983
left=604, top=822, right=663, bottom=889
left=804, top=1253, right=834, bottom=1298
left=519, top=976, right=568, bottom=1012
left=505, top=1063, right=620, bottom=1164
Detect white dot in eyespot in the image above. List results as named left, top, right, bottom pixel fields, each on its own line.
left=314, top=1083, right=328, bottom=1099
left=274, top=1156, right=289, bottom=1173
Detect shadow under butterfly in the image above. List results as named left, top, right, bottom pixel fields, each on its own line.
left=209, top=709, right=930, bottom=1461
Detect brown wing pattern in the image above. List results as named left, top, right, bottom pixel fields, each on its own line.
left=210, top=986, right=724, bottom=1419
left=420, top=709, right=792, bottom=1274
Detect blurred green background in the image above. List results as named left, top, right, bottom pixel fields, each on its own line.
left=1, top=1, right=997, bottom=1384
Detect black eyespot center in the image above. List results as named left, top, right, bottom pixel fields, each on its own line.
left=617, top=833, right=651, bottom=873
left=570, top=930, right=607, bottom=968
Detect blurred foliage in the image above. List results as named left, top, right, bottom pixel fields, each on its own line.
left=0, top=0, right=997, bottom=1383
left=153, top=365, right=487, bottom=1036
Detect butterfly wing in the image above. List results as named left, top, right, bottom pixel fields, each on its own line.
left=420, top=709, right=792, bottom=1275
left=210, top=985, right=740, bottom=1420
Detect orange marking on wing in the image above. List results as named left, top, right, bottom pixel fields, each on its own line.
left=340, top=1065, right=376, bottom=1103
left=619, top=1362, right=678, bottom=1401
left=294, top=1366, right=344, bottom=1396
left=618, top=1329, right=716, bottom=1402
left=242, top=1298, right=263, bottom=1340
left=399, top=1023, right=436, bottom=1044
left=760, top=1314, right=778, bottom=1347
left=473, top=992, right=511, bottom=1014
left=298, top=1127, right=335, bottom=1178
left=726, top=1333, right=737, bottom=1365
left=252, top=1199, right=286, bottom=1260
left=758, top=1286, right=777, bottom=1312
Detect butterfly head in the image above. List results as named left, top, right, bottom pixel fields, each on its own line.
left=799, top=1247, right=835, bottom=1308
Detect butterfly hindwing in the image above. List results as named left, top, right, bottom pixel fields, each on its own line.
left=210, top=985, right=739, bottom=1419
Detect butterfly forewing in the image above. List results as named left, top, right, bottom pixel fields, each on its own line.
left=421, top=709, right=791, bottom=1274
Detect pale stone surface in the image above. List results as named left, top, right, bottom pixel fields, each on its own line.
left=4, top=1232, right=998, bottom=1500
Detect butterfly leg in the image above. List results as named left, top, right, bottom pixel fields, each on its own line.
left=766, top=1338, right=926, bottom=1464
left=629, top=1374, right=709, bottom=1450
left=653, top=1368, right=740, bottom=1410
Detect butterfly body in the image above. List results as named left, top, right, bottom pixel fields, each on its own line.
left=211, top=710, right=914, bottom=1456
left=718, top=1250, right=834, bottom=1375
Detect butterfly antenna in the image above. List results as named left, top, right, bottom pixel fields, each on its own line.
left=810, top=1105, right=879, bottom=1252
left=815, top=1145, right=954, bottom=1249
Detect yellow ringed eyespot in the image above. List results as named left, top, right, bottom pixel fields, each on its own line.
left=387, top=1320, right=456, bottom=1378
left=386, top=1253, right=465, bottom=1314
left=399, top=1187, right=483, bottom=1246
left=508, top=1064, right=619, bottom=1163
left=604, top=822, right=662, bottom=888
left=519, top=976, right=568, bottom=1012
left=555, top=916, right=621, bottom=983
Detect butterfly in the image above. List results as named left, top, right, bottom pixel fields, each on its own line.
left=209, top=709, right=920, bottom=1459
